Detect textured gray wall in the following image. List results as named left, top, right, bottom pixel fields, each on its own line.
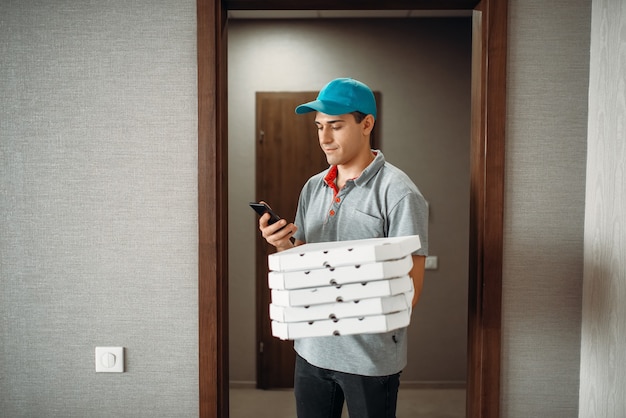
left=2, top=0, right=616, bottom=416
left=228, top=18, right=471, bottom=386
left=579, top=0, right=626, bottom=417
left=502, top=0, right=590, bottom=416
left=0, top=1, right=199, bottom=416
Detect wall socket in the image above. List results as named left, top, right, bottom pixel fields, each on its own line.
left=425, top=255, right=438, bottom=270
left=95, top=347, right=124, bottom=373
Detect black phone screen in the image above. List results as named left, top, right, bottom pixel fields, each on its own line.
left=249, top=202, right=282, bottom=225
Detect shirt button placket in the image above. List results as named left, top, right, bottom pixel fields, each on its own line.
left=330, top=196, right=341, bottom=217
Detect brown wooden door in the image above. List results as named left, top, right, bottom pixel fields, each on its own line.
left=255, top=92, right=325, bottom=389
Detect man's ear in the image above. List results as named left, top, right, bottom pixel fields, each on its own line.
left=362, top=114, right=375, bottom=136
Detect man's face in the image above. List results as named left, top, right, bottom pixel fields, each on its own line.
left=314, top=112, right=372, bottom=167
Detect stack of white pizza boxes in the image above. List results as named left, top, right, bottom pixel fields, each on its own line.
left=268, top=235, right=421, bottom=340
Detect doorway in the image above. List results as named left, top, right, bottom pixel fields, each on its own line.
left=197, top=1, right=507, bottom=418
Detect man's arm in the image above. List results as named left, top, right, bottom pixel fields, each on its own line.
left=409, top=255, right=426, bottom=307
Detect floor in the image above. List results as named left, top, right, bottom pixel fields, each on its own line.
left=230, top=387, right=465, bottom=418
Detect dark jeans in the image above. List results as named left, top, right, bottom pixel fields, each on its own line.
left=294, top=354, right=401, bottom=418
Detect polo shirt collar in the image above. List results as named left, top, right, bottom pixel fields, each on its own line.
left=354, top=150, right=385, bottom=187
left=322, top=150, right=385, bottom=190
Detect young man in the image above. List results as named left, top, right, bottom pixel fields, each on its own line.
left=258, top=77, right=428, bottom=418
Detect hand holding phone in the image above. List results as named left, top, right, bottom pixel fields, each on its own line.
left=249, top=202, right=282, bottom=225
left=250, top=201, right=296, bottom=252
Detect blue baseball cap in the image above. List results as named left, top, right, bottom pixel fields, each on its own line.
left=295, top=78, right=377, bottom=120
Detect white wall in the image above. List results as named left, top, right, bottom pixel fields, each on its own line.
left=228, top=18, right=472, bottom=386
left=502, top=0, right=590, bottom=416
left=579, top=0, right=626, bottom=417
left=0, top=1, right=199, bottom=416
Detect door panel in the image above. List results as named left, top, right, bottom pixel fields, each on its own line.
left=255, top=92, right=325, bottom=389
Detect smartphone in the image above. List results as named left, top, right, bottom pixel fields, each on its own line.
left=249, top=202, right=282, bottom=226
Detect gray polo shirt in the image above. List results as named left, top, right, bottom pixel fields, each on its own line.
left=293, top=150, right=428, bottom=376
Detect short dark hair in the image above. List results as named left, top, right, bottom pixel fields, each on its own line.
left=350, top=111, right=368, bottom=123
left=350, top=111, right=376, bottom=147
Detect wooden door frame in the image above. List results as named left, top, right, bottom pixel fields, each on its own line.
left=197, top=1, right=507, bottom=417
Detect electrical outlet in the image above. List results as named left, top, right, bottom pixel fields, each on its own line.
left=425, top=256, right=438, bottom=270
left=95, top=347, right=124, bottom=373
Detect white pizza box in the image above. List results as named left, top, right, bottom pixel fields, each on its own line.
left=269, top=289, right=413, bottom=323
left=268, top=235, right=421, bottom=272
left=271, top=275, right=412, bottom=307
left=271, top=309, right=411, bottom=340
left=268, top=255, right=413, bottom=290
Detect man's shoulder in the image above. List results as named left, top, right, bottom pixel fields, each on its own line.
left=378, top=162, right=419, bottom=191
left=380, top=160, right=407, bottom=176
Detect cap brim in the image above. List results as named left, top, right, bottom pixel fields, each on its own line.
left=295, top=100, right=355, bottom=116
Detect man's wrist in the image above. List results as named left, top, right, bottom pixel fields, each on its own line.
left=275, top=240, right=295, bottom=252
